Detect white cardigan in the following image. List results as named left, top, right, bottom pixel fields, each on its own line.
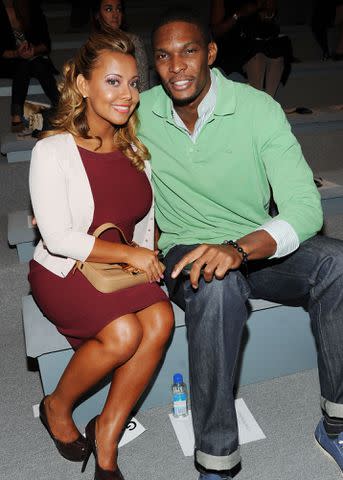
left=29, top=133, right=155, bottom=278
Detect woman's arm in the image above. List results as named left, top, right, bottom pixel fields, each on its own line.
left=29, top=140, right=163, bottom=281
left=210, top=0, right=238, bottom=37
left=2, top=49, right=18, bottom=58
left=211, top=0, right=258, bottom=37
left=32, top=42, right=49, bottom=56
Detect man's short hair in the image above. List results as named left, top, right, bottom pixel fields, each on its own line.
left=151, top=6, right=212, bottom=46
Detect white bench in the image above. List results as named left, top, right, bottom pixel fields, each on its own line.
left=0, top=78, right=45, bottom=97
left=8, top=210, right=38, bottom=263
left=1, top=132, right=36, bottom=163
left=22, top=290, right=316, bottom=430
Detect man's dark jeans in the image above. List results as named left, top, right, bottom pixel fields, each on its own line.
left=164, top=235, right=343, bottom=472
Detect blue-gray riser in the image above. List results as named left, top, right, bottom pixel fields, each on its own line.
left=280, top=25, right=338, bottom=62
left=276, top=63, right=343, bottom=107
left=295, top=130, right=343, bottom=174
left=23, top=291, right=316, bottom=429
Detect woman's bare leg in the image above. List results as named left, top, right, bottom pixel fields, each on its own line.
left=265, top=56, right=284, bottom=98
left=95, top=301, right=174, bottom=470
left=44, top=313, right=144, bottom=443
left=43, top=300, right=174, bottom=471
left=244, top=53, right=267, bottom=91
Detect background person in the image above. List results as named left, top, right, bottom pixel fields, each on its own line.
left=0, top=0, right=59, bottom=131
left=211, top=0, right=292, bottom=97
left=29, top=31, right=173, bottom=480
left=311, top=0, right=343, bottom=60
left=91, top=0, right=150, bottom=91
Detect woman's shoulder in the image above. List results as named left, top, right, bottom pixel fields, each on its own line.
left=33, top=132, right=73, bottom=153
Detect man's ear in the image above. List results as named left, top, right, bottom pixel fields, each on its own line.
left=208, top=41, right=218, bottom=66
left=76, top=74, right=88, bottom=99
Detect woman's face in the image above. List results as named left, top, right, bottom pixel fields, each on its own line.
left=78, top=50, right=139, bottom=130
left=99, top=0, right=123, bottom=30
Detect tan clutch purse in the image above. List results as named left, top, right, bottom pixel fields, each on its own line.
left=74, top=223, right=164, bottom=294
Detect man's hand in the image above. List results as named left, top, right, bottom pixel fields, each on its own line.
left=171, top=244, right=243, bottom=289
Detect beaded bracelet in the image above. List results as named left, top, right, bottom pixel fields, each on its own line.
left=222, top=240, right=249, bottom=274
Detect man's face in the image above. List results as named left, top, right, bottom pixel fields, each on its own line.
left=153, top=21, right=217, bottom=107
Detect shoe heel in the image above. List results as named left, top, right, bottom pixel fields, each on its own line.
left=81, top=443, right=92, bottom=473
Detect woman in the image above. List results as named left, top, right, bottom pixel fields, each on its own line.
left=28, top=31, right=174, bottom=480
left=91, top=0, right=150, bottom=91
left=0, top=0, right=59, bottom=131
left=211, top=0, right=291, bottom=98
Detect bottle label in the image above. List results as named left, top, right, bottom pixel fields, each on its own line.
left=173, top=392, right=187, bottom=416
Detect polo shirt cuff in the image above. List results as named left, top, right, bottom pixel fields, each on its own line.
left=256, top=219, right=299, bottom=258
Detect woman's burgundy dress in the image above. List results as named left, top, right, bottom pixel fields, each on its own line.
left=29, top=147, right=168, bottom=349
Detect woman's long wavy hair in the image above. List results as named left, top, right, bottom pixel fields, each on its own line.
left=42, top=31, right=149, bottom=171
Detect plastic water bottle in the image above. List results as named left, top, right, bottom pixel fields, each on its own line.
left=172, top=373, right=189, bottom=418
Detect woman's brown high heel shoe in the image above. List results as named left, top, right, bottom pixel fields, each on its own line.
left=39, top=397, right=88, bottom=462
left=82, top=416, right=124, bottom=479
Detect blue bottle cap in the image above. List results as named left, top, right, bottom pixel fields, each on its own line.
left=173, top=373, right=183, bottom=383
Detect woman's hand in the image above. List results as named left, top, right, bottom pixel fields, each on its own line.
left=128, top=247, right=165, bottom=283
left=18, top=42, right=35, bottom=59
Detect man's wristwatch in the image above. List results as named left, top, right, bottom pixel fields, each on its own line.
left=232, top=12, right=239, bottom=22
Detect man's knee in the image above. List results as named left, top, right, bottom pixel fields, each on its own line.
left=304, top=236, right=343, bottom=285
left=184, top=271, right=250, bottom=324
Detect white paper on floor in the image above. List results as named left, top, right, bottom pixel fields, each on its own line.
left=168, top=397, right=266, bottom=457
left=118, top=417, right=146, bottom=448
left=33, top=404, right=145, bottom=447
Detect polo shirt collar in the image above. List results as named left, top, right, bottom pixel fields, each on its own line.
left=151, top=67, right=237, bottom=119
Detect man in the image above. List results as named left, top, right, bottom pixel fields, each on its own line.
left=138, top=8, right=343, bottom=479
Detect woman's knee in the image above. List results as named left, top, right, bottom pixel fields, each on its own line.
left=140, top=301, right=175, bottom=347
left=95, top=315, right=143, bottom=362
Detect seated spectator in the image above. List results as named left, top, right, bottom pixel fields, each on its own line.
left=312, top=0, right=343, bottom=60
left=0, top=0, right=59, bottom=132
left=91, top=0, right=149, bottom=91
left=211, top=0, right=292, bottom=98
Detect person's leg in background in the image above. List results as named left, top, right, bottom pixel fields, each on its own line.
left=247, top=235, right=343, bottom=472
left=243, top=52, right=267, bottom=91
left=9, top=58, right=31, bottom=129
left=333, top=3, right=343, bottom=59
left=265, top=56, right=284, bottom=98
left=311, top=0, right=334, bottom=59
left=164, top=245, right=251, bottom=479
left=0, top=57, right=23, bottom=128
left=29, top=57, right=59, bottom=107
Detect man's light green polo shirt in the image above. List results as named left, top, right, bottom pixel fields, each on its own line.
left=138, top=68, right=323, bottom=255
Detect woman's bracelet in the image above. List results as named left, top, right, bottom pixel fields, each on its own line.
left=232, top=12, right=239, bottom=22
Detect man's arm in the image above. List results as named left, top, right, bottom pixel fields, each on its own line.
left=171, top=230, right=276, bottom=289
left=255, top=94, right=323, bottom=243
left=172, top=93, right=322, bottom=288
